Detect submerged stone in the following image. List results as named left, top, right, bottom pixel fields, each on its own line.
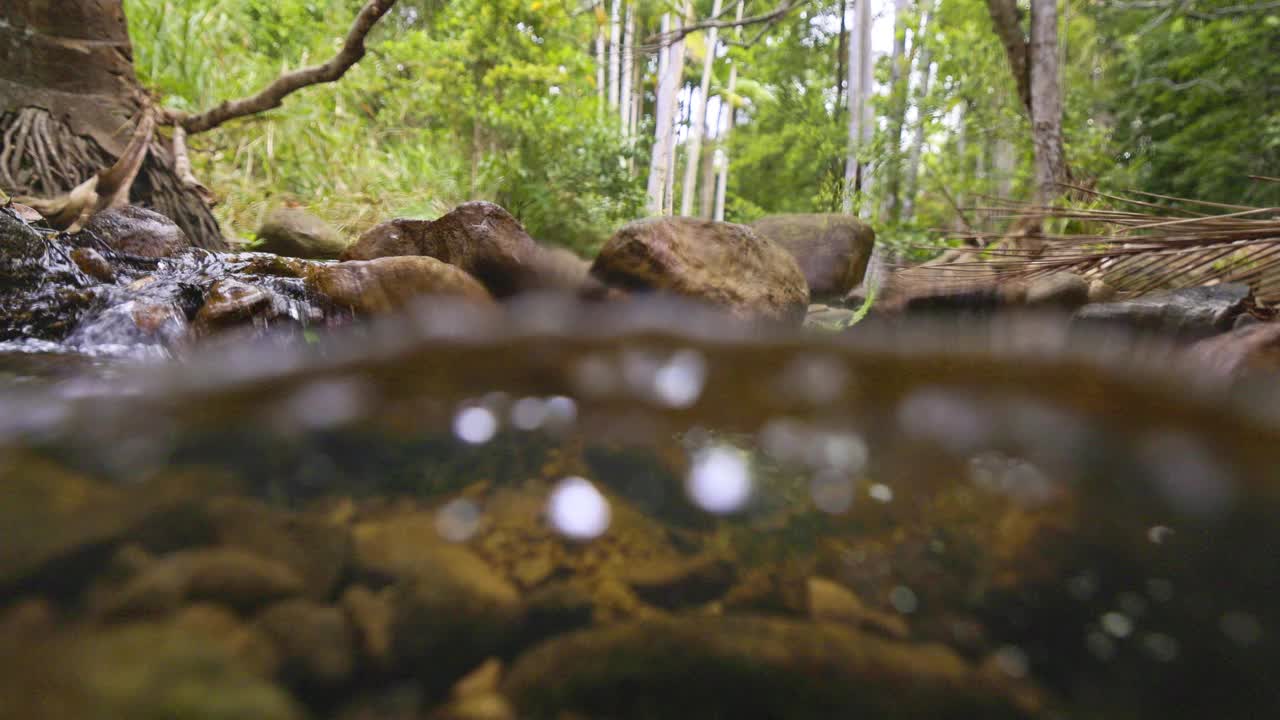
left=1074, top=282, right=1252, bottom=338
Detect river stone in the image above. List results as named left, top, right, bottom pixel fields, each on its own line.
left=621, top=553, right=736, bottom=609
left=806, top=576, right=910, bottom=640
left=751, top=214, right=875, bottom=299
left=352, top=513, right=522, bottom=689
left=257, top=206, right=348, bottom=259
left=0, top=620, right=303, bottom=720
left=1023, top=271, right=1090, bottom=308
left=173, top=603, right=281, bottom=678
left=590, top=217, right=810, bottom=324
left=341, top=584, right=395, bottom=670
left=1074, top=283, right=1252, bottom=338
left=1185, top=321, right=1280, bottom=376
left=309, top=255, right=494, bottom=314
left=78, top=205, right=190, bottom=258
left=99, top=547, right=304, bottom=617
left=343, top=201, right=588, bottom=297
left=254, top=598, right=356, bottom=691
left=193, top=278, right=283, bottom=335
left=501, top=615, right=1040, bottom=719
left=206, top=497, right=352, bottom=601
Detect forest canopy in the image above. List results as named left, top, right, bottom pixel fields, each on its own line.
left=123, top=0, right=1279, bottom=254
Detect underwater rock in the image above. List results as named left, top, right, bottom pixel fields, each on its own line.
left=1075, top=282, right=1252, bottom=338
left=513, top=581, right=595, bottom=651
left=257, top=206, right=348, bottom=259
left=308, top=255, right=493, bottom=314
left=1184, top=320, right=1280, bottom=376
left=341, top=584, right=396, bottom=671
left=343, top=202, right=589, bottom=297
left=429, top=659, right=516, bottom=720
left=501, top=615, right=1041, bottom=719
left=173, top=603, right=281, bottom=678
left=751, top=214, right=875, bottom=300
left=77, top=205, right=190, bottom=258
left=0, top=619, right=303, bottom=720
left=621, top=552, right=736, bottom=610
left=0, top=462, right=213, bottom=600
left=254, top=598, right=356, bottom=691
left=207, top=496, right=352, bottom=601
left=590, top=217, right=810, bottom=324
left=806, top=576, right=910, bottom=640
left=99, top=547, right=304, bottom=617
left=352, top=513, right=523, bottom=687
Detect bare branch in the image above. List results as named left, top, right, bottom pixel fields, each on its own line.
left=176, top=0, right=399, bottom=135
left=171, top=126, right=217, bottom=207
left=643, top=0, right=816, bottom=50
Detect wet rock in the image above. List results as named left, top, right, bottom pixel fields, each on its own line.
left=194, top=278, right=284, bottom=335
left=591, top=217, right=810, bottom=324
left=99, top=548, right=304, bottom=617
left=207, top=496, right=352, bottom=601
left=0, top=620, right=303, bottom=720
left=514, top=582, right=595, bottom=650
left=78, top=205, right=190, bottom=257
left=343, top=202, right=586, bottom=297
left=341, top=585, right=395, bottom=670
left=0, top=210, right=99, bottom=342
left=352, top=513, right=523, bottom=687
left=621, top=553, right=736, bottom=609
left=1185, top=321, right=1280, bottom=376
left=804, top=305, right=857, bottom=330
left=806, top=576, right=910, bottom=640
left=308, top=255, right=494, bottom=314
left=257, top=206, right=348, bottom=259
left=751, top=214, right=875, bottom=299
left=0, top=461, right=213, bottom=600
left=69, top=246, right=116, bottom=282
left=1074, top=283, right=1251, bottom=338
left=254, top=598, right=356, bottom=691
left=1023, top=271, right=1090, bottom=308
left=501, top=615, right=1040, bottom=719
left=173, top=602, right=281, bottom=677
left=430, top=659, right=516, bottom=720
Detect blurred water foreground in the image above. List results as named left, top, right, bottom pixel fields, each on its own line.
left=1, top=294, right=1279, bottom=720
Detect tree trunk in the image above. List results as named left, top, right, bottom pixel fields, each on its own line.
left=699, top=117, right=718, bottom=219
left=984, top=0, right=1032, bottom=116
left=595, top=7, right=607, bottom=113
left=901, top=3, right=933, bottom=222
left=882, top=0, right=911, bottom=222
left=647, top=13, right=684, bottom=215
left=1029, top=0, right=1067, bottom=204
left=608, top=0, right=622, bottom=110
left=0, top=0, right=222, bottom=248
left=713, top=1, right=745, bottom=222
left=680, top=0, right=723, bottom=217
left=843, top=0, right=874, bottom=214
left=835, top=0, right=849, bottom=114
left=620, top=3, right=634, bottom=133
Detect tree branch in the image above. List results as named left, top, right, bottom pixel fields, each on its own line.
left=644, top=0, right=816, bottom=50
left=176, top=0, right=399, bottom=135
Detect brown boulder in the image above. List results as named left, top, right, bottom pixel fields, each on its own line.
left=1185, top=321, right=1280, bottom=376
left=590, top=217, right=810, bottom=324
left=254, top=598, right=356, bottom=690
left=308, top=255, right=494, bottom=314
left=257, top=206, right=348, bottom=259
left=78, top=205, right=190, bottom=257
left=342, top=201, right=589, bottom=297
left=193, top=278, right=284, bottom=335
left=751, top=214, right=875, bottom=299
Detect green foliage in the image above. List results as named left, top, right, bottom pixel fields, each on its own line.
left=127, top=0, right=642, bottom=252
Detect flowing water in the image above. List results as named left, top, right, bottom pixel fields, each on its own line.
left=1, top=295, right=1278, bottom=719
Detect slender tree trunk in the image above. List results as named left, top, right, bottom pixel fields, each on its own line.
left=681, top=0, right=723, bottom=217
left=619, top=3, right=634, bottom=133
left=1029, top=0, right=1067, bottom=204
left=0, top=0, right=222, bottom=247
left=595, top=7, right=607, bottom=114
left=647, top=13, right=686, bottom=215
left=901, top=5, right=933, bottom=222
left=608, top=0, right=621, bottom=110
left=984, top=0, right=1032, bottom=116
left=843, top=0, right=874, bottom=214
left=699, top=108, right=719, bottom=219
left=882, top=0, right=911, bottom=221
left=835, top=0, right=849, bottom=114
left=713, top=0, right=745, bottom=222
